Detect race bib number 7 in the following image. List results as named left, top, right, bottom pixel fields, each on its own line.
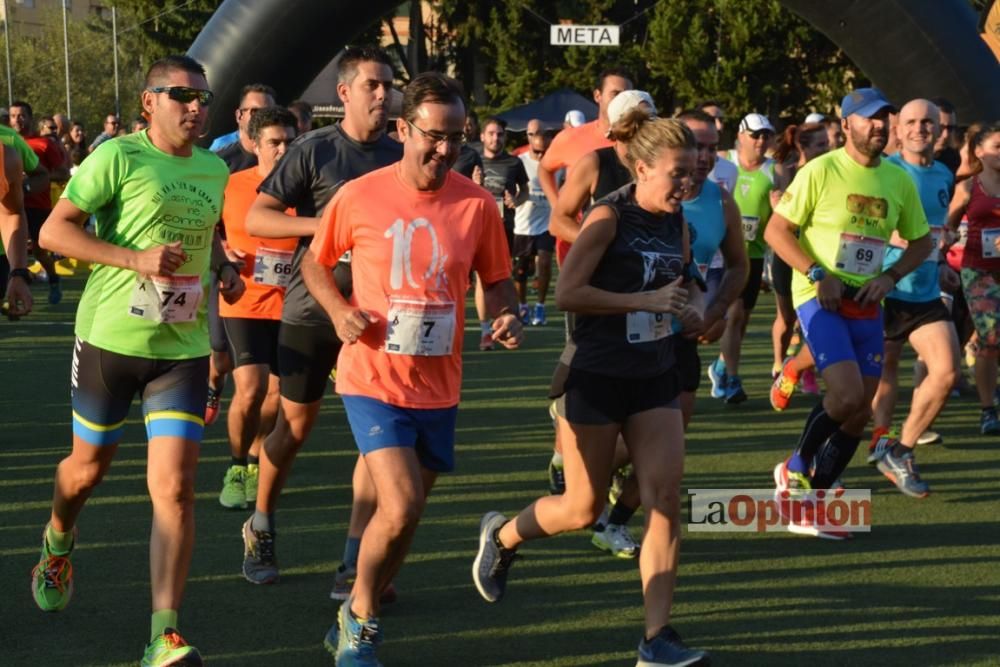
left=385, top=298, right=455, bottom=356
left=129, top=274, right=202, bottom=324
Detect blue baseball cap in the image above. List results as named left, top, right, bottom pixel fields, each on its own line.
left=840, top=88, right=896, bottom=118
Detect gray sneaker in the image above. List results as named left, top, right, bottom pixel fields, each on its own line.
left=241, top=517, right=279, bottom=584
left=876, top=448, right=930, bottom=499
left=472, top=512, right=517, bottom=603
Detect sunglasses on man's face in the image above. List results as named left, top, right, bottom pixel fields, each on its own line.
left=147, top=86, right=214, bottom=106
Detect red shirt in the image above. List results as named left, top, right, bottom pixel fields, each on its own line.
left=961, top=177, right=1000, bottom=271
left=24, top=135, right=63, bottom=210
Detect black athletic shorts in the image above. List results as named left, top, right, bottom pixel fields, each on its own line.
left=674, top=336, right=701, bottom=393
left=883, top=297, right=952, bottom=342
left=70, top=337, right=209, bottom=446
left=504, top=220, right=515, bottom=258
left=549, top=363, right=681, bottom=425
left=277, top=321, right=341, bottom=404
left=25, top=207, right=48, bottom=245
left=741, top=257, right=765, bottom=310
left=771, top=253, right=793, bottom=298
left=512, top=233, right=555, bottom=258
left=223, top=317, right=281, bottom=373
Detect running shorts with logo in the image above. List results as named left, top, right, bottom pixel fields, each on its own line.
left=341, top=395, right=458, bottom=472
left=71, top=338, right=209, bottom=446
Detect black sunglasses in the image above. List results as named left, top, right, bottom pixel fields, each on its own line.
left=146, top=86, right=214, bottom=106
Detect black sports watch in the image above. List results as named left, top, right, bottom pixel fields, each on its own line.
left=9, top=267, right=32, bottom=283
left=805, top=263, right=826, bottom=284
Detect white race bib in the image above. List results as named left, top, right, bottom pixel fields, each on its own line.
left=742, top=216, right=760, bottom=242
left=835, top=233, right=885, bottom=275
left=626, top=311, right=672, bottom=344
left=129, top=274, right=202, bottom=324
left=253, top=247, right=294, bottom=287
left=385, top=298, right=455, bottom=356
left=929, top=226, right=943, bottom=262
left=981, top=228, right=1000, bottom=258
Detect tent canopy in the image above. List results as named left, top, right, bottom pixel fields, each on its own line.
left=496, top=89, right=598, bottom=132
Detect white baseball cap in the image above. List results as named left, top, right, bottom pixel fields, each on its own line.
left=606, top=90, right=657, bottom=127
left=738, top=113, right=775, bottom=133
left=564, top=110, right=586, bottom=127
left=804, top=112, right=826, bottom=124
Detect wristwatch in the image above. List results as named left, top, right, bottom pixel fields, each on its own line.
left=9, top=267, right=32, bottom=283
left=805, top=263, right=826, bottom=284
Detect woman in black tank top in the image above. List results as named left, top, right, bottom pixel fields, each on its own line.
left=477, top=108, right=711, bottom=664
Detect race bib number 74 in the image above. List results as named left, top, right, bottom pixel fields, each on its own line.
left=129, top=274, right=202, bottom=324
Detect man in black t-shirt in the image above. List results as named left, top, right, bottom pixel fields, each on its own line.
left=477, top=116, right=528, bottom=345
left=239, top=47, right=403, bottom=596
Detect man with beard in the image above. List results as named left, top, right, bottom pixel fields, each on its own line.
left=303, top=71, right=522, bottom=666
left=241, top=47, right=404, bottom=598
left=765, top=88, right=932, bottom=538
left=32, top=55, right=239, bottom=664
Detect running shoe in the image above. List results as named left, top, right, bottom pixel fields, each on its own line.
left=769, top=358, right=797, bottom=412
left=517, top=304, right=530, bottom=324
left=877, top=448, right=930, bottom=498
left=219, top=465, right=247, bottom=509
left=241, top=517, right=279, bottom=585
left=324, top=599, right=383, bottom=667
left=981, top=408, right=1000, bottom=435
left=591, top=523, right=639, bottom=559
left=141, top=628, right=202, bottom=667
left=244, top=463, right=259, bottom=503
left=31, top=526, right=74, bottom=612
left=530, top=303, right=546, bottom=326
left=707, top=358, right=727, bottom=399
left=328, top=563, right=397, bottom=604
left=724, top=375, right=747, bottom=404
left=773, top=459, right=811, bottom=497
left=800, top=368, right=820, bottom=395
left=204, top=387, right=221, bottom=426
left=867, top=429, right=898, bottom=465
left=608, top=463, right=632, bottom=505
left=773, top=463, right=847, bottom=539
left=915, top=430, right=942, bottom=446
left=472, top=512, right=517, bottom=603
left=478, top=331, right=494, bottom=351
left=636, top=626, right=710, bottom=667
left=48, top=279, right=62, bottom=305
left=547, top=457, right=565, bottom=495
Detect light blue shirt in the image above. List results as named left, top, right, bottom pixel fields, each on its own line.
left=209, top=130, right=239, bottom=152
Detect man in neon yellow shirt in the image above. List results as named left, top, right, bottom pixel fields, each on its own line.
left=30, top=55, right=242, bottom=666
left=764, top=88, right=932, bottom=538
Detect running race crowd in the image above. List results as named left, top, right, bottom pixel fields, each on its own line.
left=4, top=44, right=999, bottom=667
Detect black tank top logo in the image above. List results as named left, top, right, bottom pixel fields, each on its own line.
left=631, top=237, right=684, bottom=289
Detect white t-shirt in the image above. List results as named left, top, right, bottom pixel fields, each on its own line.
left=514, top=152, right=551, bottom=236
left=708, top=156, right=738, bottom=193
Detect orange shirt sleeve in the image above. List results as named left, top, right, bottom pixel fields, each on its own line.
left=540, top=130, right=570, bottom=172
left=310, top=185, right=353, bottom=267
left=473, top=194, right=512, bottom=285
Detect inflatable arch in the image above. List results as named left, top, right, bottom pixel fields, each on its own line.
left=189, top=0, right=999, bottom=140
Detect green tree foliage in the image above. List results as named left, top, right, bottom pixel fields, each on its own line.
left=647, top=0, right=856, bottom=122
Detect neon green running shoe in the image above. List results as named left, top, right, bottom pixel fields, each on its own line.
left=219, top=465, right=247, bottom=509
left=141, top=628, right=202, bottom=667
left=31, top=528, right=74, bottom=612
left=244, top=463, right=259, bottom=504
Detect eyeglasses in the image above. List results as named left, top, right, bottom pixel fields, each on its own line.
left=749, top=130, right=773, bottom=140
left=146, top=86, right=214, bottom=106
left=238, top=107, right=262, bottom=119
left=407, top=120, right=463, bottom=148
left=44, top=125, right=57, bottom=132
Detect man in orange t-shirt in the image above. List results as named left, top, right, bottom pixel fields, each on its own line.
left=216, top=107, right=297, bottom=521
left=537, top=67, right=632, bottom=264
left=302, top=72, right=523, bottom=665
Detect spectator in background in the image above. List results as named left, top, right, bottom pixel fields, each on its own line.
left=131, top=116, right=148, bottom=133
left=288, top=99, right=313, bottom=134
left=53, top=113, right=70, bottom=139
left=825, top=116, right=846, bottom=149
left=88, top=114, right=119, bottom=151
left=38, top=116, right=58, bottom=138
left=64, top=122, right=88, bottom=159
left=698, top=100, right=726, bottom=136
left=213, top=83, right=276, bottom=172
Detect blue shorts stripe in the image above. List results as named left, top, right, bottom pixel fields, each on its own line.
left=145, top=416, right=204, bottom=442
left=72, top=416, right=123, bottom=446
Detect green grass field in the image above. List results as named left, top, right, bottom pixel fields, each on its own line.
left=2, top=275, right=999, bottom=666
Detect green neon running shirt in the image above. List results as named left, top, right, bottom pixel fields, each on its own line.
left=774, top=148, right=929, bottom=309
left=64, top=130, right=228, bottom=359
left=731, top=157, right=775, bottom=259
